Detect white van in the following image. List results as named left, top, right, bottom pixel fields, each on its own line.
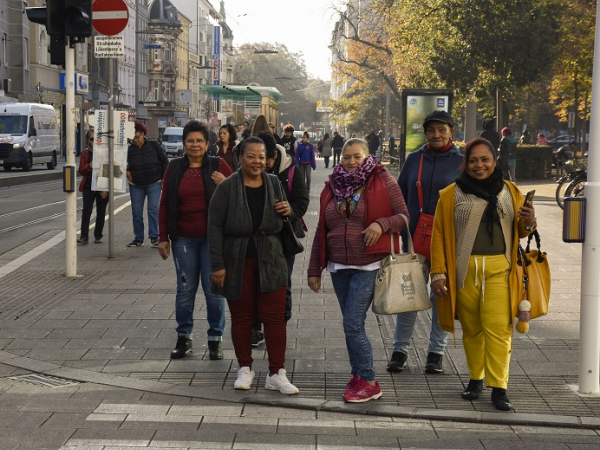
left=0, top=103, right=60, bottom=171
left=162, top=126, right=184, bottom=156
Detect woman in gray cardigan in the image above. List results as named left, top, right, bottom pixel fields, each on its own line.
left=209, top=136, right=299, bottom=395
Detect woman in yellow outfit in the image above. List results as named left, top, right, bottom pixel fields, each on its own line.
left=430, top=138, right=536, bottom=411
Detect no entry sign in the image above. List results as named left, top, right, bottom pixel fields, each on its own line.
left=92, top=0, right=129, bottom=36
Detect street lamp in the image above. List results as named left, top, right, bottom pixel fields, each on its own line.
left=254, top=49, right=278, bottom=54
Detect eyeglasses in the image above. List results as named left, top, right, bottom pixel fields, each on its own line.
left=185, top=139, right=207, bottom=145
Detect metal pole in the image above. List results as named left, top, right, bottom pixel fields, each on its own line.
left=578, top=4, right=600, bottom=394
left=65, top=40, right=77, bottom=277
left=108, top=58, right=115, bottom=258
left=385, top=86, right=391, bottom=142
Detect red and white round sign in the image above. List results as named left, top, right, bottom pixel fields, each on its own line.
left=92, top=0, right=129, bottom=36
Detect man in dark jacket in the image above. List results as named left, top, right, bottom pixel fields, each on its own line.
left=479, top=117, right=500, bottom=150
left=126, top=121, right=168, bottom=247
left=366, top=130, right=379, bottom=156
left=260, top=132, right=309, bottom=322
left=331, top=131, right=344, bottom=166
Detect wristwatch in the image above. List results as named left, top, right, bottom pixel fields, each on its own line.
left=524, top=220, right=537, bottom=231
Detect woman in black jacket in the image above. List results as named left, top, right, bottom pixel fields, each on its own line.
left=209, top=137, right=299, bottom=395
left=126, top=121, right=168, bottom=247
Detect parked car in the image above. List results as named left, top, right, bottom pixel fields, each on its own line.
left=0, top=103, right=60, bottom=171
left=547, top=135, right=574, bottom=149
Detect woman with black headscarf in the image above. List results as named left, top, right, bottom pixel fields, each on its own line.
left=430, top=137, right=537, bottom=411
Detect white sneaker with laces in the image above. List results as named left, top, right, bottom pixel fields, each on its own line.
left=265, top=368, right=299, bottom=395
left=234, top=366, right=255, bottom=390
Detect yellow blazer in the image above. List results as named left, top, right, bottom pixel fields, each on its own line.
left=430, top=181, right=533, bottom=334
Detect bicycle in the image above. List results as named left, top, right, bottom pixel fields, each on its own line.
left=555, top=158, right=587, bottom=209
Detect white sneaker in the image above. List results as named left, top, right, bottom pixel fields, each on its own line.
left=265, top=369, right=299, bottom=395
left=234, top=366, right=255, bottom=390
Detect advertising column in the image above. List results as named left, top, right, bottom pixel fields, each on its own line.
left=401, top=89, right=454, bottom=166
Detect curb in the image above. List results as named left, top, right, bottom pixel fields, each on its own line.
left=1, top=350, right=598, bottom=430
left=0, top=171, right=63, bottom=187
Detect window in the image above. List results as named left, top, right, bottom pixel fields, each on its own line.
left=153, top=49, right=159, bottom=60
left=39, top=32, right=47, bottom=65
left=164, top=46, right=171, bottom=62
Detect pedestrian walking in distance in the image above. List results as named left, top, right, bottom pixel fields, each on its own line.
left=78, top=128, right=108, bottom=244
left=126, top=120, right=168, bottom=248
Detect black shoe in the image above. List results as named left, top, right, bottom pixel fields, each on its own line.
left=150, top=238, right=159, bottom=248
left=77, top=237, right=88, bottom=244
left=424, top=352, right=444, bottom=374
left=251, top=329, right=264, bottom=347
left=491, top=388, right=513, bottom=411
left=208, top=340, right=223, bottom=360
left=127, top=239, right=144, bottom=247
left=462, top=379, right=484, bottom=400
left=94, top=237, right=102, bottom=244
left=170, top=336, right=192, bottom=359
left=387, top=351, right=407, bottom=372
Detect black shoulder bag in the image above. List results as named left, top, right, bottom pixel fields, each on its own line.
left=268, top=174, right=304, bottom=257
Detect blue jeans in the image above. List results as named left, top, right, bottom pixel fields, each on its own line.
left=171, top=237, right=226, bottom=340
left=393, top=262, right=448, bottom=355
left=129, top=181, right=161, bottom=241
left=331, top=269, right=378, bottom=382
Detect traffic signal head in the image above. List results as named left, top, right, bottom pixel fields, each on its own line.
left=25, top=0, right=64, bottom=36
left=64, top=0, right=92, bottom=38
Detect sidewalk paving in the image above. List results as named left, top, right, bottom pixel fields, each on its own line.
left=1, top=162, right=599, bottom=430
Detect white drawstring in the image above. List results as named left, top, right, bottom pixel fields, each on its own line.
left=481, top=256, right=486, bottom=304
left=472, top=256, right=487, bottom=304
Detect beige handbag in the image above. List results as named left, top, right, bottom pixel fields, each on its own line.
left=372, top=214, right=431, bottom=315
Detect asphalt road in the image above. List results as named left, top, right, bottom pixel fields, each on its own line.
left=0, top=177, right=130, bottom=256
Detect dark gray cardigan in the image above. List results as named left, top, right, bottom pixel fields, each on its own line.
left=208, top=170, right=287, bottom=299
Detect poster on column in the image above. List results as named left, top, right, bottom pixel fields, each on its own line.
left=87, top=110, right=132, bottom=193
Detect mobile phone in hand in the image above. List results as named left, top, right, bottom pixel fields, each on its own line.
left=524, top=190, right=535, bottom=205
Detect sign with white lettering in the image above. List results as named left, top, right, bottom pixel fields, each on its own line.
left=94, top=35, right=125, bottom=58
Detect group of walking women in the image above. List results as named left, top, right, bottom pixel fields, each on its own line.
left=157, top=111, right=538, bottom=411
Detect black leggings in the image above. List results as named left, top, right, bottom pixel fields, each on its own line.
left=80, top=188, right=109, bottom=239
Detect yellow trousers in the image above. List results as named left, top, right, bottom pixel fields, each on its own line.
left=456, top=254, right=512, bottom=389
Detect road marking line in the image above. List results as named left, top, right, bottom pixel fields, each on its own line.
left=0, top=201, right=130, bottom=279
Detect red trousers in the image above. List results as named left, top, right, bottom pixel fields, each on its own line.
left=227, top=258, right=287, bottom=374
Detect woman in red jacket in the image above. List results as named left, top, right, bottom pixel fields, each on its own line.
left=78, top=128, right=108, bottom=244
left=307, top=138, right=409, bottom=402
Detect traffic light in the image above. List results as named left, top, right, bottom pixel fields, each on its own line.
left=25, top=0, right=64, bottom=36
left=64, top=0, right=92, bottom=38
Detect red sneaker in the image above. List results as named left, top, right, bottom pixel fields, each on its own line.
left=344, top=374, right=360, bottom=397
left=344, top=379, right=382, bottom=403
left=346, top=374, right=360, bottom=390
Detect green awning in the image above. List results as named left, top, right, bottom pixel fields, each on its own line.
left=199, top=85, right=282, bottom=101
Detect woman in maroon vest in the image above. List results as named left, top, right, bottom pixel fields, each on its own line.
left=308, top=138, right=409, bottom=403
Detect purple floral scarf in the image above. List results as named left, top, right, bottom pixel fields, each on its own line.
left=331, top=155, right=377, bottom=203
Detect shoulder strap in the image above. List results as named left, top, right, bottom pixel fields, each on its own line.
left=417, top=153, right=425, bottom=212
left=287, top=164, right=295, bottom=192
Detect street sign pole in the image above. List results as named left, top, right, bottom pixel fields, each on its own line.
left=108, top=58, right=115, bottom=258
left=578, top=3, right=600, bottom=395
left=65, top=39, right=77, bottom=277
left=93, top=0, right=130, bottom=259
